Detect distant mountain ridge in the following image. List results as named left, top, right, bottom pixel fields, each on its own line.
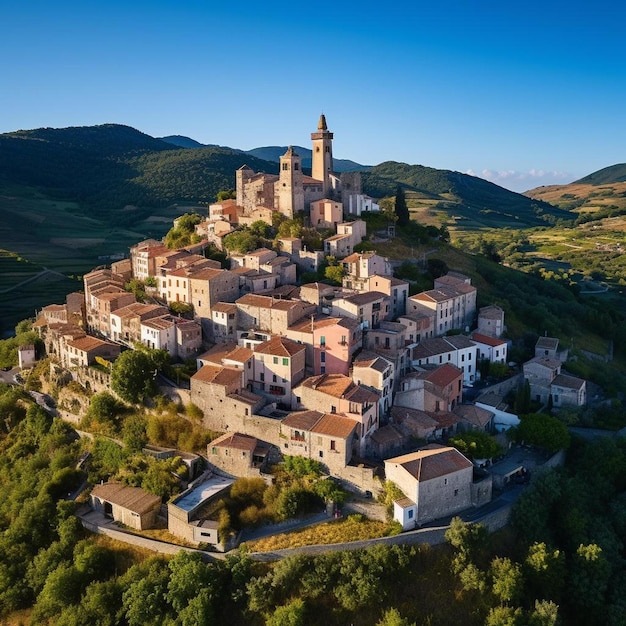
left=159, top=135, right=370, bottom=173
left=0, top=122, right=595, bottom=231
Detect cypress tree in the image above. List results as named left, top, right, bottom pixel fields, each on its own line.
left=394, top=185, right=410, bottom=226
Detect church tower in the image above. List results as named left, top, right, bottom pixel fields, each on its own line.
left=311, top=114, right=334, bottom=198
left=276, top=146, right=304, bottom=219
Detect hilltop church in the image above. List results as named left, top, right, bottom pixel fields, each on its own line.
left=236, top=114, right=377, bottom=220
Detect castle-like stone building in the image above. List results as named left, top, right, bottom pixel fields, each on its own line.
left=236, top=115, right=368, bottom=220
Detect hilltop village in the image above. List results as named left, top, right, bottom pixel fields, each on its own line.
left=29, top=116, right=588, bottom=548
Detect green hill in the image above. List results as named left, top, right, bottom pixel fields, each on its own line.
left=0, top=124, right=279, bottom=216
left=574, top=163, right=626, bottom=185
left=362, top=161, right=573, bottom=229
left=159, top=134, right=210, bottom=149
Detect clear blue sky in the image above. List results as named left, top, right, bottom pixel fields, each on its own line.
left=2, top=0, right=625, bottom=192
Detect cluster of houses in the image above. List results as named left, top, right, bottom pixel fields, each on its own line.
left=32, top=115, right=588, bottom=544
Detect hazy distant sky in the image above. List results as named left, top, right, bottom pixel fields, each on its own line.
left=2, top=0, right=625, bottom=192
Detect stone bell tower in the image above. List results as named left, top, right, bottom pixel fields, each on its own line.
left=311, top=113, right=334, bottom=198
left=276, top=146, right=304, bottom=219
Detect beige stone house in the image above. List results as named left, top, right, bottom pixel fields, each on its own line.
left=477, top=305, right=505, bottom=338
left=207, top=432, right=270, bottom=477
left=385, top=445, right=474, bottom=528
left=352, top=351, right=395, bottom=417
left=235, top=294, right=316, bottom=335
left=190, top=363, right=265, bottom=432
left=280, top=410, right=358, bottom=473
left=251, top=336, right=306, bottom=408
left=395, top=364, right=463, bottom=413
left=331, top=291, right=390, bottom=329
left=409, top=275, right=477, bottom=336
left=62, top=335, right=121, bottom=369
left=294, top=373, right=379, bottom=456
left=109, top=303, right=169, bottom=346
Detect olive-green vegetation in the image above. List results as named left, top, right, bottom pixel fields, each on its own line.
left=448, top=431, right=502, bottom=460
left=214, top=457, right=346, bottom=542
left=164, top=212, right=203, bottom=249
left=0, top=319, right=42, bottom=368
left=1, top=379, right=625, bottom=625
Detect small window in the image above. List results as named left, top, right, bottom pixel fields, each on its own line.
left=282, top=357, right=289, bottom=366
left=408, top=509, right=414, bottom=519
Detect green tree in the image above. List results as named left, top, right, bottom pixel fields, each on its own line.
left=323, top=256, right=345, bottom=285
left=111, top=350, right=159, bottom=404
left=267, top=598, right=307, bottom=626
left=83, top=391, right=126, bottom=433
left=490, top=556, right=523, bottom=604
left=394, top=186, right=410, bottom=226
left=449, top=431, right=502, bottom=460
left=377, top=607, right=416, bottom=626
left=513, top=413, right=571, bottom=453
left=121, top=557, right=171, bottom=626
left=217, top=189, right=235, bottom=201
left=122, top=413, right=148, bottom=452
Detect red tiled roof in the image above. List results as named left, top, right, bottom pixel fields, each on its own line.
left=255, top=336, right=305, bottom=357
left=470, top=332, right=507, bottom=347
left=389, top=445, right=472, bottom=482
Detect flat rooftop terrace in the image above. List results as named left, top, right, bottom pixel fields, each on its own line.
left=173, top=474, right=234, bottom=513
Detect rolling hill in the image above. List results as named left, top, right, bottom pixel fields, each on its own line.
left=525, top=163, right=626, bottom=221
left=362, top=161, right=573, bottom=229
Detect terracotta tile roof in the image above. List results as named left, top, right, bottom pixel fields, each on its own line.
left=192, top=364, right=242, bottom=387
left=255, top=336, right=305, bottom=357
left=311, top=413, right=357, bottom=438
left=370, top=424, right=404, bottom=445
left=212, top=302, right=238, bottom=313
left=187, top=267, right=225, bottom=281
left=442, top=335, right=476, bottom=350
left=302, top=373, right=354, bottom=398
left=91, top=482, right=161, bottom=514
left=67, top=336, right=113, bottom=352
left=288, top=315, right=342, bottom=333
left=412, top=338, right=455, bottom=359
left=414, top=363, right=462, bottom=387
left=282, top=410, right=324, bottom=430
left=342, top=291, right=387, bottom=305
left=42, top=303, right=66, bottom=313
left=390, top=406, right=438, bottom=428
left=423, top=411, right=461, bottom=429
left=142, top=315, right=177, bottom=330
left=453, top=403, right=494, bottom=428
left=236, top=294, right=304, bottom=311
left=525, top=356, right=561, bottom=370
left=388, top=445, right=472, bottom=482
left=210, top=432, right=258, bottom=451
left=470, top=332, right=507, bottom=347
left=353, top=351, right=392, bottom=373
left=200, top=343, right=253, bottom=365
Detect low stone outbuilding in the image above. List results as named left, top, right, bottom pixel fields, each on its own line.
left=90, top=482, right=161, bottom=530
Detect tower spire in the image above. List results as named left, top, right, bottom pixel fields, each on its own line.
left=311, top=114, right=333, bottom=197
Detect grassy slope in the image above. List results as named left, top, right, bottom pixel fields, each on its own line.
left=362, top=161, right=573, bottom=230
